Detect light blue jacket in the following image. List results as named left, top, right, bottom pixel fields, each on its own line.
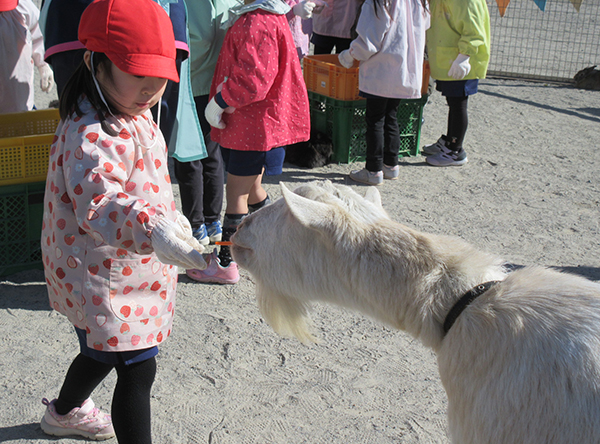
left=187, top=0, right=240, bottom=97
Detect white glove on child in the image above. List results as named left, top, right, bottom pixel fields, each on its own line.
left=293, top=0, right=316, bottom=19
left=151, top=216, right=207, bottom=270
left=38, top=64, right=54, bottom=92
left=448, top=54, right=471, bottom=80
left=338, top=50, right=355, bottom=69
left=205, top=97, right=226, bottom=129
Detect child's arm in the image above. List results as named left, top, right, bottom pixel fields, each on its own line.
left=343, top=0, right=391, bottom=63
left=58, top=119, right=177, bottom=257
left=20, top=0, right=54, bottom=91
left=216, top=16, right=281, bottom=110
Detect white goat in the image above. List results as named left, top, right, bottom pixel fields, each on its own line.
left=230, top=180, right=600, bottom=444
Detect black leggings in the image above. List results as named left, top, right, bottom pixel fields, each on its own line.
left=446, top=95, right=469, bottom=151
left=54, top=353, right=157, bottom=444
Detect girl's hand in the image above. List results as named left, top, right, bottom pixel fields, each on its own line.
left=338, top=50, right=355, bottom=69
left=38, top=64, right=55, bottom=92
left=205, top=97, right=227, bottom=129
left=293, top=0, right=316, bottom=19
left=151, top=217, right=207, bottom=270
left=448, top=54, right=471, bottom=80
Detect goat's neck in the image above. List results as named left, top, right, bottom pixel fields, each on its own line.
left=333, top=223, right=506, bottom=351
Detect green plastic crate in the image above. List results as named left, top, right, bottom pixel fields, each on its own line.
left=308, top=91, right=427, bottom=163
left=0, top=181, right=46, bottom=276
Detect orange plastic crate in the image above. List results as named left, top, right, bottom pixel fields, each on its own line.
left=303, top=54, right=361, bottom=101
left=304, top=55, right=432, bottom=100
left=0, top=108, right=60, bottom=186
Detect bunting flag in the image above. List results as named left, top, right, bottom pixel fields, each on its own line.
left=570, top=0, right=582, bottom=11
left=495, top=0, right=510, bottom=17
left=495, top=0, right=584, bottom=16
left=532, top=0, right=547, bottom=11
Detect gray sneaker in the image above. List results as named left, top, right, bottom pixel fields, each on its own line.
left=422, top=135, right=449, bottom=156
left=383, top=164, right=399, bottom=180
left=426, top=147, right=468, bottom=167
left=349, top=168, right=384, bottom=185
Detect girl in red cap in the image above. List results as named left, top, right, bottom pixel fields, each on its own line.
left=187, top=0, right=310, bottom=285
left=39, top=0, right=206, bottom=441
left=0, top=0, right=54, bottom=112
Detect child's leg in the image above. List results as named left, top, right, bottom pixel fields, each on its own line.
left=54, top=354, right=113, bottom=414
left=41, top=353, right=115, bottom=440
left=311, top=33, right=336, bottom=55
left=248, top=170, right=270, bottom=212
left=194, top=94, right=225, bottom=226
left=365, top=96, right=388, bottom=172
left=219, top=173, right=260, bottom=266
left=225, top=172, right=262, bottom=215
left=382, top=98, right=401, bottom=167
left=111, top=357, right=157, bottom=444
left=446, top=95, right=469, bottom=151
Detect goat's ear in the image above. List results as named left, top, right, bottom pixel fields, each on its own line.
left=364, top=187, right=383, bottom=209
left=280, top=182, right=335, bottom=229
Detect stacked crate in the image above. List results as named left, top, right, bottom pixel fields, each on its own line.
left=0, top=108, right=59, bottom=276
left=302, top=54, right=429, bottom=163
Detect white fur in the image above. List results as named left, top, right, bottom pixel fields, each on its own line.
left=230, top=180, right=600, bottom=444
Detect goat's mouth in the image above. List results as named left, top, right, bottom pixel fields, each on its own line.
left=229, top=234, right=252, bottom=265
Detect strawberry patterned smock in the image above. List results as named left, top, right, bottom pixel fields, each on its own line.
left=42, top=98, right=179, bottom=353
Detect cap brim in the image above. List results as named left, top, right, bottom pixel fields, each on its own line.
left=0, top=0, right=18, bottom=11
left=109, top=53, right=179, bottom=83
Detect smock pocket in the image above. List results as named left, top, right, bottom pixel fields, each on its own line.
left=436, top=46, right=459, bottom=72
left=108, top=258, right=169, bottom=323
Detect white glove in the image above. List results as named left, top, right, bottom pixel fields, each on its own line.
left=205, top=96, right=227, bottom=129
left=216, top=81, right=236, bottom=114
left=293, top=0, right=316, bottom=19
left=174, top=210, right=194, bottom=238
left=38, top=64, right=54, bottom=92
left=448, top=53, right=471, bottom=80
left=151, top=217, right=207, bottom=270
left=338, top=50, right=355, bottom=69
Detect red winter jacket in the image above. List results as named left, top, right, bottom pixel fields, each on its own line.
left=210, top=9, right=310, bottom=151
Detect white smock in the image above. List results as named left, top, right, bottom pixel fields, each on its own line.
left=0, top=0, right=50, bottom=113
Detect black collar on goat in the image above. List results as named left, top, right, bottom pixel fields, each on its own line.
left=443, top=281, right=500, bottom=336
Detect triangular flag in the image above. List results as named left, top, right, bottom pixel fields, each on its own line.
left=532, top=0, right=547, bottom=11
left=495, top=0, right=511, bottom=17
left=569, top=0, right=582, bottom=12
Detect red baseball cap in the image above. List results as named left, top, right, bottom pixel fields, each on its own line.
left=79, top=0, right=179, bottom=82
left=0, top=0, right=18, bottom=11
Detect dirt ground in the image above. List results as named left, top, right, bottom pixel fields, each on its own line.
left=1, top=76, right=599, bottom=443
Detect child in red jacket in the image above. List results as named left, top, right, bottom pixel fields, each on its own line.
left=187, top=0, right=310, bottom=285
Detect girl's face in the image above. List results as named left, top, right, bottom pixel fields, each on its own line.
left=85, top=52, right=168, bottom=116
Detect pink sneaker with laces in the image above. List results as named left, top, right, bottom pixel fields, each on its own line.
left=186, top=249, right=240, bottom=284
left=40, top=398, right=115, bottom=441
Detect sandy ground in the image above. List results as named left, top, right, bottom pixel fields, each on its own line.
left=1, top=78, right=599, bottom=443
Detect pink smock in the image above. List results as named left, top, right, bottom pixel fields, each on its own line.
left=0, top=0, right=50, bottom=112
left=210, top=9, right=310, bottom=151
left=285, top=0, right=312, bottom=60
left=42, top=99, right=179, bottom=353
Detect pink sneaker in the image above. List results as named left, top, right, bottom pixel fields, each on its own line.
left=40, top=398, right=115, bottom=441
left=186, top=249, right=240, bottom=284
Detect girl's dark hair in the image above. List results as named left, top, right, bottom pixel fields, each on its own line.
left=373, top=0, right=428, bottom=18
left=59, top=52, right=118, bottom=134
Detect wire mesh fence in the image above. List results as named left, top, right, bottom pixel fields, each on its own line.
left=487, top=0, right=600, bottom=83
